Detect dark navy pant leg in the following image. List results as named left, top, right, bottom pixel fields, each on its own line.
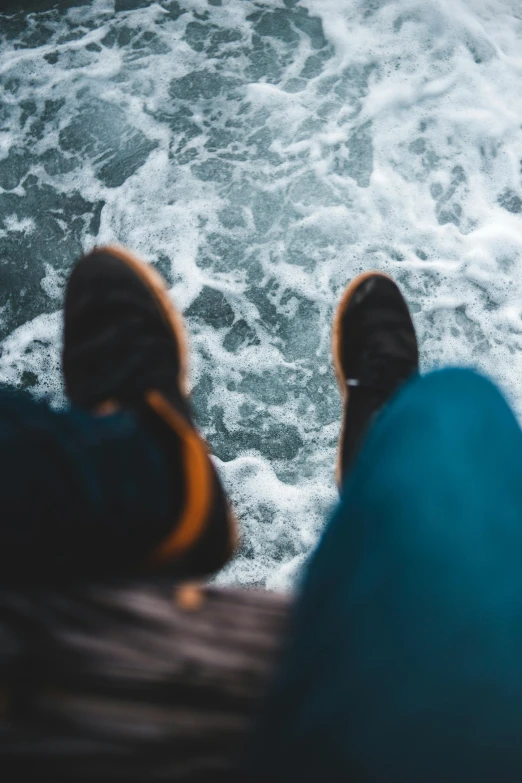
left=0, top=389, right=171, bottom=584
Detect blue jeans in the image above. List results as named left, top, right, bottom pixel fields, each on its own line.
left=249, top=369, right=522, bottom=783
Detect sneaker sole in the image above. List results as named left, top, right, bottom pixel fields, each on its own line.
left=331, top=271, right=395, bottom=487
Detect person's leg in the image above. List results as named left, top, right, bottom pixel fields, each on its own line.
left=0, top=245, right=236, bottom=585
left=62, top=245, right=236, bottom=580
left=0, top=388, right=172, bottom=584
left=249, top=369, right=522, bottom=783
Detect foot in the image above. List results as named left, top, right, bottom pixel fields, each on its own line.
left=332, top=272, right=419, bottom=487
left=63, top=245, right=188, bottom=411
left=62, top=245, right=236, bottom=576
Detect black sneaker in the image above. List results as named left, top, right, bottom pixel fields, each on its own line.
left=62, top=245, right=236, bottom=576
left=332, top=272, right=419, bottom=487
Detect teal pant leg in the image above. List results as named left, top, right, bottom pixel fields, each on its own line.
left=250, top=369, right=522, bottom=783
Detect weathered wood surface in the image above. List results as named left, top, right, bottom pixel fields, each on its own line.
left=0, top=583, right=290, bottom=781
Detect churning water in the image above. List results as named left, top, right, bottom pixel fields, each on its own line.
left=0, top=0, right=521, bottom=587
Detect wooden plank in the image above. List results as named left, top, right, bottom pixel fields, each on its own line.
left=0, top=583, right=290, bottom=781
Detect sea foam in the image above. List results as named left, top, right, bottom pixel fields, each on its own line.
left=0, top=0, right=521, bottom=588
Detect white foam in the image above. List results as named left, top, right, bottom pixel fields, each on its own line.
left=1, top=0, right=522, bottom=587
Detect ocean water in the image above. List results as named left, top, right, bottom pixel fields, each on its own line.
left=0, top=0, right=521, bottom=589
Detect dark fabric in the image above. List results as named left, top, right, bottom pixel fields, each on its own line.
left=249, top=368, right=522, bottom=783
left=0, top=387, right=178, bottom=585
